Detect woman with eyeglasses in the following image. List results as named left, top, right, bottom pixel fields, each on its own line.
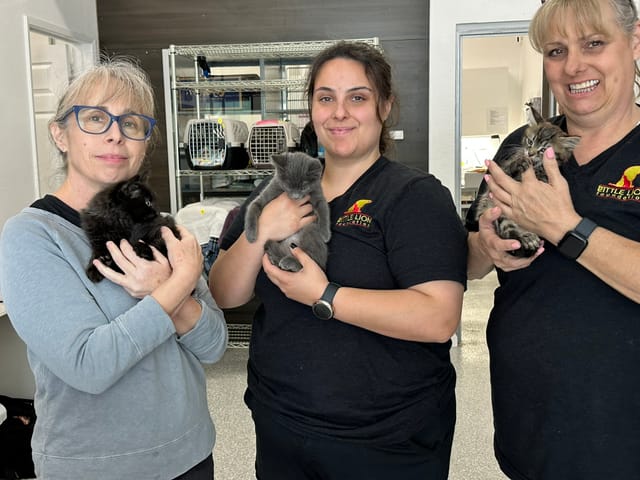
left=466, top=0, right=640, bottom=478
left=0, top=58, right=227, bottom=479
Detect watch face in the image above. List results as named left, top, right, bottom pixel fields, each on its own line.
left=312, top=300, right=333, bottom=320
left=558, top=232, right=587, bottom=259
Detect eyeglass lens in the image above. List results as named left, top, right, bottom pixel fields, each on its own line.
left=76, top=107, right=152, bottom=140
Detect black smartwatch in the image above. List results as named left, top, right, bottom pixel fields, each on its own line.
left=312, top=282, right=340, bottom=320
left=557, top=217, right=597, bottom=260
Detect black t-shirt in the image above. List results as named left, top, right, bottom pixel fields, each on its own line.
left=31, top=194, right=80, bottom=226
left=466, top=118, right=640, bottom=479
left=221, top=156, right=468, bottom=445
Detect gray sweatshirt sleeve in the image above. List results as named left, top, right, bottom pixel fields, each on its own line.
left=176, top=276, right=228, bottom=364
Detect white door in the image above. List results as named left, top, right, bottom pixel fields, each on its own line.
left=27, top=23, right=95, bottom=197
left=29, top=30, right=71, bottom=195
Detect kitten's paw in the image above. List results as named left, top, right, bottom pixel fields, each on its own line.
left=245, top=226, right=257, bottom=243
left=508, top=231, right=541, bottom=258
left=86, top=264, right=104, bottom=283
left=133, top=242, right=154, bottom=260
left=278, top=256, right=302, bottom=272
left=244, top=208, right=259, bottom=243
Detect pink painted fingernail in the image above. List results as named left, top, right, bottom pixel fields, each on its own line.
left=545, top=147, right=555, bottom=158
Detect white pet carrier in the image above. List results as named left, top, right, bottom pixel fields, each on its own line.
left=247, top=120, right=300, bottom=167
left=182, top=118, right=249, bottom=169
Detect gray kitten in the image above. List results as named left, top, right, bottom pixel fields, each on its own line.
left=475, top=104, right=580, bottom=257
left=245, top=152, right=331, bottom=271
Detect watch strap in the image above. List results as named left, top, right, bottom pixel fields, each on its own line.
left=321, top=282, right=341, bottom=304
left=573, top=217, right=597, bottom=239
left=557, top=217, right=597, bottom=260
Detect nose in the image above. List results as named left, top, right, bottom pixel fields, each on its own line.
left=564, top=49, right=587, bottom=76
left=332, top=98, right=349, bottom=120
left=104, top=119, right=125, bottom=143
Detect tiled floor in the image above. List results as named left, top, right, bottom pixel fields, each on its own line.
left=205, top=271, right=507, bottom=480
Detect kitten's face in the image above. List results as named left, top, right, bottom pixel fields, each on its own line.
left=522, top=122, right=579, bottom=165
left=272, top=153, right=323, bottom=199
left=114, top=180, right=157, bottom=221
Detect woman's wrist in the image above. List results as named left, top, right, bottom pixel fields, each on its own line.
left=467, top=231, right=495, bottom=279
left=171, top=296, right=202, bottom=336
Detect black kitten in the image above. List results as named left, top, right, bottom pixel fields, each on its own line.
left=81, top=176, right=181, bottom=282
left=245, top=152, right=331, bottom=272
left=475, top=103, right=580, bottom=257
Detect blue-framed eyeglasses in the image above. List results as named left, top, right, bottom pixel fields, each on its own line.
left=59, top=105, right=156, bottom=141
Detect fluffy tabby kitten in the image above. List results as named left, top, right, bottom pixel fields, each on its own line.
left=81, top=175, right=181, bottom=282
left=475, top=104, right=580, bottom=257
left=245, top=152, right=331, bottom=272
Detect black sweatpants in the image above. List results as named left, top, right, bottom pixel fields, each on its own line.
left=251, top=400, right=455, bottom=480
left=173, top=454, right=214, bottom=480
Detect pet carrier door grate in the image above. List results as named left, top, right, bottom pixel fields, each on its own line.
left=248, top=120, right=300, bottom=167
left=184, top=119, right=226, bottom=169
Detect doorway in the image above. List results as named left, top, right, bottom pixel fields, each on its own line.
left=27, top=20, right=95, bottom=196
left=456, top=22, right=544, bottom=219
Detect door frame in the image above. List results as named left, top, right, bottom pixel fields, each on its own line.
left=23, top=15, right=97, bottom=196
left=455, top=21, right=535, bottom=215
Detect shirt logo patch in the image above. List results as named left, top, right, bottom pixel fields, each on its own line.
left=596, top=166, right=640, bottom=202
left=336, top=199, right=373, bottom=229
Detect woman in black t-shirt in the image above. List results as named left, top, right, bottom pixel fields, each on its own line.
left=210, top=41, right=467, bottom=480
left=467, top=1, right=640, bottom=478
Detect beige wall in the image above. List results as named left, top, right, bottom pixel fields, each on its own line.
left=462, top=35, right=542, bottom=139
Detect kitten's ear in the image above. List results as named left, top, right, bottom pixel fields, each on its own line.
left=270, top=153, right=287, bottom=168
left=135, top=169, right=151, bottom=184
left=559, top=135, right=581, bottom=151
left=524, top=102, right=544, bottom=126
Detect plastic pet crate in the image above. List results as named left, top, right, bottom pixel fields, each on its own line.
left=247, top=120, right=300, bottom=167
left=182, top=118, right=249, bottom=169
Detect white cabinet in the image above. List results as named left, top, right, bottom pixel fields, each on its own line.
left=162, top=39, right=379, bottom=213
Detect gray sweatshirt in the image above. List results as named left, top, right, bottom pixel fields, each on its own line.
left=0, top=207, right=228, bottom=479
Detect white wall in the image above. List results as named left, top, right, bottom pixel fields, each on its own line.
left=0, top=0, right=98, bottom=231
left=428, top=1, right=539, bottom=194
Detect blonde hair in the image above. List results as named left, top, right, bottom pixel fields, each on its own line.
left=530, top=0, right=638, bottom=51
left=49, top=56, right=158, bottom=175
left=529, top=0, right=640, bottom=92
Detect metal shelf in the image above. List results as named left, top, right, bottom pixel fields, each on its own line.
left=178, top=169, right=274, bottom=177
left=170, top=39, right=379, bottom=60
left=175, top=78, right=305, bottom=93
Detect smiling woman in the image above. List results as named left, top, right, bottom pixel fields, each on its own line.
left=0, top=58, right=228, bottom=480
left=209, top=41, right=467, bottom=480
left=465, top=0, right=640, bottom=478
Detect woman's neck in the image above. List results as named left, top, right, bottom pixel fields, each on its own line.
left=53, top=180, right=96, bottom=211
left=567, top=105, right=640, bottom=165
left=321, top=151, right=380, bottom=201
